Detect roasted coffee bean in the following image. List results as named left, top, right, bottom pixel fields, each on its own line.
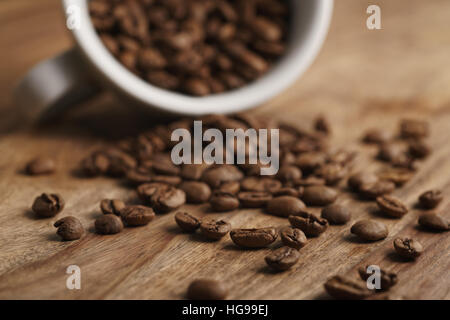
left=302, top=185, right=338, bottom=206
left=266, top=196, right=306, bottom=217
left=152, top=175, right=182, bottom=185
left=393, top=238, right=423, bottom=259
left=32, top=193, right=65, bottom=218
left=179, top=181, right=212, bottom=204
left=288, top=211, right=329, bottom=237
left=175, top=211, right=201, bottom=233
left=418, top=213, right=449, bottom=231
left=121, top=205, right=155, bottom=226
left=273, top=187, right=300, bottom=197
left=314, top=163, right=346, bottom=186
left=351, top=220, right=388, bottom=241
left=408, top=140, right=431, bottom=159
left=276, top=165, right=302, bottom=183
left=348, top=172, right=378, bottom=192
left=240, top=177, right=281, bottom=193
left=359, top=180, right=395, bottom=199
left=200, top=219, right=231, bottom=240
left=418, top=190, right=443, bottom=209
left=324, top=275, right=373, bottom=300
left=210, top=191, right=240, bottom=212
left=138, top=183, right=186, bottom=213
left=295, top=153, right=326, bottom=174
left=321, top=204, right=352, bottom=225
left=265, top=246, right=300, bottom=271
left=358, top=266, right=398, bottom=291
left=314, top=115, right=331, bottom=135
left=362, top=129, right=391, bottom=144
left=238, top=191, right=272, bottom=208
left=181, top=163, right=210, bottom=180
left=378, top=143, right=404, bottom=162
left=25, top=157, right=55, bottom=175
left=230, top=227, right=277, bottom=248
left=81, top=151, right=110, bottom=176
left=400, top=119, right=429, bottom=139
left=218, top=181, right=241, bottom=194
left=376, top=195, right=408, bottom=218
left=187, top=279, right=228, bottom=300
left=54, top=216, right=84, bottom=241
left=377, top=168, right=414, bottom=187
left=293, top=177, right=326, bottom=187
left=100, top=199, right=126, bottom=216
left=95, top=214, right=124, bottom=235
left=280, top=227, right=307, bottom=250
left=201, top=165, right=244, bottom=188
left=104, top=148, right=137, bottom=177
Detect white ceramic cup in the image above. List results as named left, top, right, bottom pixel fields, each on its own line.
left=17, top=0, right=333, bottom=119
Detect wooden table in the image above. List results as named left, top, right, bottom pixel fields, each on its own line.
left=0, top=0, right=449, bottom=299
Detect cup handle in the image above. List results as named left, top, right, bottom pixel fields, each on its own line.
left=14, top=48, right=101, bottom=122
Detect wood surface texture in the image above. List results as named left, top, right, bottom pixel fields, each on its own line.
left=0, top=0, right=449, bottom=299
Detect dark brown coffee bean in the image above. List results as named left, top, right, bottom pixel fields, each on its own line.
left=377, top=168, right=414, bottom=187
left=348, top=172, right=378, bottom=192
left=324, top=275, right=373, bottom=300
left=418, top=213, right=449, bottom=231
left=400, top=119, right=429, bottom=139
left=362, top=129, right=391, bottom=144
left=358, top=265, right=398, bottom=291
left=104, top=148, right=137, bottom=177
left=238, top=191, right=272, bottom=208
left=321, top=204, right=352, bottom=225
left=265, top=246, right=300, bottom=271
left=210, top=191, right=239, bottom=212
left=230, top=227, right=277, bottom=248
left=276, top=165, right=302, bottom=183
left=295, top=153, right=326, bottom=174
left=351, top=220, right=388, bottom=241
left=146, top=71, right=180, bottom=90
left=25, top=157, right=55, bottom=175
left=359, top=180, right=395, bottom=199
left=314, top=163, right=346, bottom=186
left=293, top=177, right=326, bottom=187
left=81, top=151, right=110, bottom=176
left=201, top=165, right=244, bottom=188
left=95, top=214, right=124, bottom=235
left=280, top=227, right=307, bottom=250
left=314, top=115, right=331, bottom=135
left=376, top=195, right=408, bottom=218
left=54, top=216, right=84, bottom=241
left=393, top=238, right=423, bottom=259
left=200, top=219, right=231, bottom=240
left=32, top=193, right=65, bottom=218
left=100, top=199, right=126, bottom=216
left=302, top=185, right=338, bottom=206
left=273, top=187, right=300, bottom=198
left=181, top=163, right=210, bottom=180
left=408, top=140, right=431, bottom=159
left=218, top=181, right=241, bottom=194
left=179, top=181, right=212, bottom=204
left=418, top=190, right=443, bottom=209
left=288, top=211, right=329, bottom=237
left=138, top=183, right=185, bottom=213
left=378, top=143, right=404, bottom=162
left=175, top=211, right=201, bottom=233
left=266, top=196, right=306, bottom=217
left=240, top=177, right=281, bottom=193
left=121, top=205, right=155, bottom=226
left=187, top=279, right=228, bottom=300
left=152, top=175, right=182, bottom=185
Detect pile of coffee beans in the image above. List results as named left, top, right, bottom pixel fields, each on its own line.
left=26, top=113, right=449, bottom=300
left=89, top=0, right=289, bottom=96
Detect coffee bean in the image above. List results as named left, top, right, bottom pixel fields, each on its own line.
left=266, top=196, right=306, bottom=217
left=175, top=211, right=201, bottom=233
left=200, top=219, right=231, bottom=240
left=81, top=150, right=110, bottom=176
left=408, top=140, right=431, bottom=159
left=362, top=129, right=391, bottom=144
left=280, top=227, right=307, bottom=250
left=348, top=172, right=378, bottom=192
left=418, top=213, right=449, bottom=231
left=31, top=193, right=65, bottom=218
left=180, top=163, right=210, bottom=180
left=293, top=177, right=326, bottom=187
left=418, top=190, right=443, bottom=209
left=393, top=238, right=423, bottom=259
left=187, top=279, right=228, bottom=300
left=230, top=227, right=277, bottom=248
left=321, top=204, right=352, bottom=225
left=210, top=191, right=240, bottom=212
left=218, top=181, right=241, bottom=194
left=201, top=165, right=244, bottom=188
left=138, top=183, right=185, bottom=213
left=240, top=177, right=281, bottom=193
left=314, top=115, right=331, bottom=135
left=295, top=153, right=326, bottom=174
left=400, top=119, right=429, bottom=139
left=288, top=211, right=329, bottom=237
left=376, top=195, right=408, bottom=218
left=273, top=187, right=300, bottom=197
left=378, top=143, right=404, bottom=162
left=302, top=185, right=338, bottom=206
left=238, top=191, right=272, bottom=208
left=350, top=220, right=388, bottom=241
left=359, top=180, right=395, bottom=199
left=314, top=163, right=346, bottom=186
left=100, top=199, right=126, bottom=216
left=377, top=168, right=414, bottom=187
left=324, top=275, right=373, bottom=300
left=276, top=165, right=302, bottom=183
left=95, top=214, right=124, bottom=235
left=54, top=216, right=84, bottom=241
left=121, top=205, right=155, bottom=226
left=358, top=265, right=398, bottom=291
left=265, top=246, right=300, bottom=271
left=26, top=157, right=55, bottom=175
left=179, top=181, right=212, bottom=204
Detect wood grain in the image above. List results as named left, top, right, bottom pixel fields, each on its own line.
left=0, top=0, right=449, bottom=299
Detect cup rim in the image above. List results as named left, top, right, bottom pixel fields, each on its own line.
left=63, top=0, right=333, bottom=116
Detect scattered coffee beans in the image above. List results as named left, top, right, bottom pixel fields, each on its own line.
left=187, top=279, right=228, bottom=300
left=266, top=196, right=306, bottom=217
left=393, top=238, right=423, bottom=259
left=200, top=219, right=231, bottom=240
left=210, top=191, right=240, bottom=212
left=418, top=190, right=443, bottom=209
left=280, top=227, right=307, bottom=250
left=180, top=181, right=212, bottom=204
left=25, top=156, right=56, bottom=175
left=376, top=195, right=408, bottom=218
left=95, top=214, right=124, bottom=234
left=100, top=199, right=126, bottom=215
left=418, top=213, right=449, bottom=231
left=54, top=216, right=84, bottom=241
left=321, top=204, right=352, bottom=225
left=121, top=205, right=155, bottom=226
left=230, top=227, right=277, bottom=248
left=350, top=220, right=388, bottom=241
left=265, top=246, right=300, bottom=271
left=32, top=193, right=65, bottom=218
left=301, top=185, right=338, bottom=206
left=324, top=275, right=373, bottom=300
left=358, top=265, right=398, bottom=291
left=175, top=211, right=201, bottom=233
left=288, top=211, right=329, bottom=237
